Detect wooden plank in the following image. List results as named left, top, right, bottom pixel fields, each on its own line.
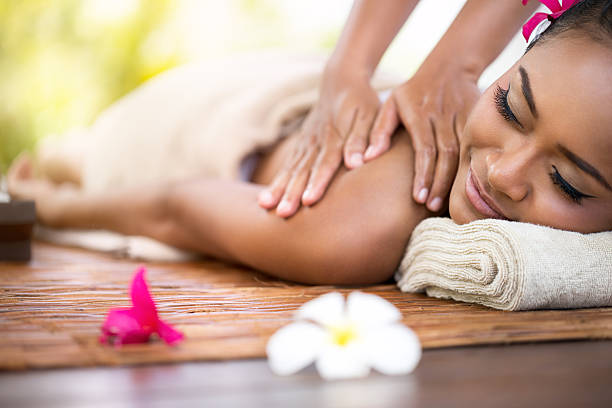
left=1, top=242, right=611, bottom=370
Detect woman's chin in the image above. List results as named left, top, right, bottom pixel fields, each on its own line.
left=448, top=193, right=475, bottom=225
left=448, top=181, right=468, bottom=224
left=449, top=208, right=467, bottom=225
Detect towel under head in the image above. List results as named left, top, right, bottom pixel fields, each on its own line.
left=395, top=218, right=612, bottom=311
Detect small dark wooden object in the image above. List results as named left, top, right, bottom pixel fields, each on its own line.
left=0, top=199, right=35, bottom=261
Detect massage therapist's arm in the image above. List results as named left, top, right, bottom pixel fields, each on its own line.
left=257, top=0, right=420, bottom=217
left=39, top=131, right=430, bottom=284
left=368, top=0, right=541, bottom=213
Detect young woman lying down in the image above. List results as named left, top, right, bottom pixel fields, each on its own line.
left=8, top=0, right=612, bottom=284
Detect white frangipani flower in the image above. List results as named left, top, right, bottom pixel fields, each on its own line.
left=266, top=291, right=421, bottom=380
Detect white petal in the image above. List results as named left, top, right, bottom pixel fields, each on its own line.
left=363, top=323, right=421, bottom=375
left=296, top=292, right=345, bottom=326
left=346, top=291, right=401, bottom=328
left=315, top=342, right=370, bottom=380
left=266, top=321, right=327, bottom=376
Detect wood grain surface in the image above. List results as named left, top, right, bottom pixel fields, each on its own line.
left=1, top=242, right=611, bottom=370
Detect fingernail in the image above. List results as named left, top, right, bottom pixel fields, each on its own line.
left=302, top=188, right=313, bottom=202
left=428, top=197, right=442, bottom=212
left=259, top=191, right=274, bottom=205
left=350, top=153, right=363, bottom=168
left=417, top=188, right=428, bottom=203
left=277, top=200, right=291, bottom=215
left=364, top=146, right=376, bottom=159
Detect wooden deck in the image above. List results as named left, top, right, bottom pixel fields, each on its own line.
left=1, top=242, right=612, bottom=406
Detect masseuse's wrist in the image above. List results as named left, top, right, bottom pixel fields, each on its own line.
left=324, top=53, right=375, bottom=84
left=451, top=55, right=488, bottom=81
left=419, top=50, right=483, bottom=83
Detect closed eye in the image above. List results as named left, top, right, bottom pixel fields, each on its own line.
left=549, top=165, right=594, bottom=204
left=494, top=85, right=523, bottom=128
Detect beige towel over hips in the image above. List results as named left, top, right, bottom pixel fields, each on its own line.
left=76, top=52, right=398, bottom=192
left=34, top=52, right=399, bottom=260
left=395, top=218, right=612, bottom=311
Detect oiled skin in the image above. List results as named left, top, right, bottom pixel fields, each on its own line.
left=160, top=129, right=432, bottom=284
left=12, top=128, right=432, bottom=284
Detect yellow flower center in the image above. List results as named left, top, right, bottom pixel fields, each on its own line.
left=329, top=324, right=358, bottom=347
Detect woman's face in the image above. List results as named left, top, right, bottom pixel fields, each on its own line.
left=449, top=35, right=612, bottom=233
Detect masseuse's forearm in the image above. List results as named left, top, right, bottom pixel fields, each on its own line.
left=425, top=0, right=540, bottom=77
left=326, top=0, right=420, bottom=78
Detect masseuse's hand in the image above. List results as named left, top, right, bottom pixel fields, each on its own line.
left=257, top=67, right=380, bottom=218
left=365, top=65, right=480, bottom=212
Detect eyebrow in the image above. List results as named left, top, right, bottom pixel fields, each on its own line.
left=519, top=66, right=537, bottom=118
left=557, top=143, right=612, bottom=191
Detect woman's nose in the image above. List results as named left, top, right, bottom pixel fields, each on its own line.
left=485, top=149, right=531, bottom=202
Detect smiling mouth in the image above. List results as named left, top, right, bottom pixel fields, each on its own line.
left=465, top=168, right=509, bottom=220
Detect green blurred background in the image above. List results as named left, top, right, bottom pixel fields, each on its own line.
left=1, top=0, right=171, bottom=172
left=0, top=0, right=351, bottom=173
left=0, top=0, right=523, bottom=175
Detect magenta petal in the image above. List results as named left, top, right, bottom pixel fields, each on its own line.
left=157, top=319, right=184, bottom=345
left=100, top=266, right=186, bottom=346
left=539, top=0, right=563, bottom=12
left=130, top=266, right=159, bottom=326
left=522, top=12, right=549, bottom=42
left=561, top=0, right=580, bottom=9
left=550, top=0, right=579, bottom=19
left=100, top=308, right=153, bottom=345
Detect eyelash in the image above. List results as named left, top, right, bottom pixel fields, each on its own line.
left=494, top=85, right=521, bottom=126
left=493, top=84, right=591, bottom=205
left=549, top=166, right=592, bottom=204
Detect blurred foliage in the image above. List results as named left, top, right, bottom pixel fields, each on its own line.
left=0, top=0, right=346, bottom=175
left=0, top=0, right=181, bottom=173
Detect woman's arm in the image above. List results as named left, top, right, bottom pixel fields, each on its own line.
left=424, top=0, right=539, bottom=77
left=30, top=131, right=430, bottom=285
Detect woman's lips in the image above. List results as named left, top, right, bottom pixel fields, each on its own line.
left=465, top=168, right=508, bottom=220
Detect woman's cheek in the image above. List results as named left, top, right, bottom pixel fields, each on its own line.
left=530, top=194, right=587, bottom=231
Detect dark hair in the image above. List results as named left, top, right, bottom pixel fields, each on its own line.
left=527, top=0, right=612, bottom=51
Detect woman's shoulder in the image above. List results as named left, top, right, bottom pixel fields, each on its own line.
left=254, top=128, right=435, bottom=282
left=331, top=127, right=434, bottom=240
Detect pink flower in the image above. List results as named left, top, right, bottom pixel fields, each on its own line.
left=521, top=0, right=580, bottom=42
left=100, top=266, right=184, bottom=346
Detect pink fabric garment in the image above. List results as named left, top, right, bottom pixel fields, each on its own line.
left=521, top=0, right=580, bottom=42
left=100, top=267, right=184, bottom=346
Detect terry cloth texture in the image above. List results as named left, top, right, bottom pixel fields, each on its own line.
left=396, top=218, right=612, bottom=311
left=34, top=52, right=398, bottom=259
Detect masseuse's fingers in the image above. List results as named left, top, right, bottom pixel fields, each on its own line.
left=302, top=125, right=343, bottom=206
left=398, top=104, right=437, bottom=205
left=257, top=150, right=300, bottom=210
left=258, top=169, right=291, bottom=209
left=343, top=108, right=376, bottom=169
left=365, top=97, right=399, bottom=161
left=426, top=115, right=459, bottom=212
left=276, top=148, right=317, bottom=218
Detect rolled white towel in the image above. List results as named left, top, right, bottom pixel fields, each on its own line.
left=395, top=218, right=612, bottom=311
